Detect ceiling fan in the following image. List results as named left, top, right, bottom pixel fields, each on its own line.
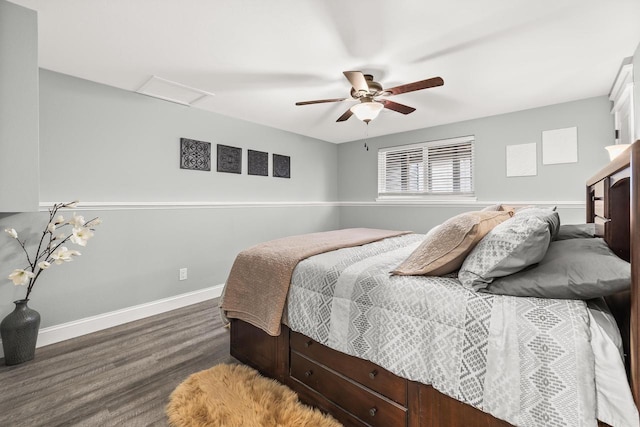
left=295, top=71, right=444, bottom=123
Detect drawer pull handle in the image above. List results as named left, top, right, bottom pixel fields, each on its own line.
left=304, top=340, right=313, bottom=348
left=368, top=370, right=377, bottom=379
left=304, top=370, right=313, bottom=378
left=369, top=407, right=377, bottom=417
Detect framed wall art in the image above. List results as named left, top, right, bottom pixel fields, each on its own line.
left=273, top=154, right=290, bottom=178
left=506, top=142, right=537, bottom=177
left=248, top=150, right=268, bottom=176
left=542, top=126, right=578, bottom=165
left=217, top=144, right=242, bottom=174
left=180, top=138, right=211, bottom=171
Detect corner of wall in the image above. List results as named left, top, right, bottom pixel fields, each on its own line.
left=634, top=41, right=640, bottom=140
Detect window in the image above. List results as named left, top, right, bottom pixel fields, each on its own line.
left=378, top=136, right=474, bottom=199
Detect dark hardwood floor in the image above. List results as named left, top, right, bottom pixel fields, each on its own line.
left=0, top=298, right=233, bottom=427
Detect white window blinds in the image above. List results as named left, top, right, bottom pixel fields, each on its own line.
left=378, top=136, right=474, bottom=197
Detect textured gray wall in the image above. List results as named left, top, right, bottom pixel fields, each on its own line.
left=0, top=0, right=39, bottom=212
left=0, top=206, right=338, bottom=327
left=338, top=96, right=614, bottom=232
left=0, top=69, right=619, bottom=330
left=634, top=41, right=640, bottom=141
left=0, top=70, right=339, bottom=327
left=38, top=71, right=337, bottom=203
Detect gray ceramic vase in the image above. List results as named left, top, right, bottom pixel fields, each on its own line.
left=1, top=299, right=41, bottom=365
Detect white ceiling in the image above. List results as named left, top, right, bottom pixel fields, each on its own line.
left=11, top=0, right=640, bottom=144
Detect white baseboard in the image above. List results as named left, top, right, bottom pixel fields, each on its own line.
left=0, top=284, right=224, bottom=359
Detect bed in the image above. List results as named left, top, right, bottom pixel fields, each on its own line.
left=221, top=140, right=640, bottom=427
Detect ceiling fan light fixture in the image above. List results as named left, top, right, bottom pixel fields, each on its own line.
left=350, top=101, right=383, bottom=123
left=296, top=71, right=443, bottom=123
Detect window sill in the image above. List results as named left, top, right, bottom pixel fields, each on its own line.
left=375, top=195, right=478, bottom=205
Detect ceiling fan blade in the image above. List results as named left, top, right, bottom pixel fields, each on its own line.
left=343, top=71, right=369, bottom=93
left=336, top=109, right=353, bottom=122
left=296, top=98, right=347, bottom=106
left=385, top=77, right=444, bottom=96
left=381, top=100, right=416, bottom=115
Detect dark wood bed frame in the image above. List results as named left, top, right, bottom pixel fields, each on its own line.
left=229, top=140, right=640, bottom=426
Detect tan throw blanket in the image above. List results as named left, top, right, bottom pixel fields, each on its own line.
left=221, top=228, right=411, bottom=336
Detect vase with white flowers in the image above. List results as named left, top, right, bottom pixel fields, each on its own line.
left=1, top=200, right=101, bottom=365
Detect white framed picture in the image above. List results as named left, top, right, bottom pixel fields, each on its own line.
left=542, top=127, right=578, bottom=165
left=506, top=143, right=537, bottom=177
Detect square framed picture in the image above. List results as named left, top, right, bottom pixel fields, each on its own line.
left=180, top=138, right=211, bottom=171
left=273, top=154, right=290, bottom=178
left=217, top=144, right=242, bottom=174
left=506, top=143, right=537, bottom=177
left=248, top=150, right=268, bottom=176
left=542, top=127, right=578, bottom=165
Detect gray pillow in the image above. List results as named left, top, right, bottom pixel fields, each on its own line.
left=484, top=238, right=630, bottom=299
left=554, top=223, right=596, bottom=241
left=514, top=207, right=560, bottom=239
left=458, top=215, right=551, bottom=291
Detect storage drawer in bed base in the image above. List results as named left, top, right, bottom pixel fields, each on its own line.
left=290, top=331, right=406, bottom=405
left=290, top=351, right=407, bottom=427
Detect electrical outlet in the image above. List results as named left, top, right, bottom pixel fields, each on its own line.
left=179, top=268, right=187, bottom=281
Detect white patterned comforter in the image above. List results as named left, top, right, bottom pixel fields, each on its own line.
left=286, top=234, right=598, bottom=427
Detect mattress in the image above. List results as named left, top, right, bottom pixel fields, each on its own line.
left=286, top=233, right=638, bottom=427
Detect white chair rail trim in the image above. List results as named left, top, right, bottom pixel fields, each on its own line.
left=347, top=200, right=584, bottom=209
left=38, top=200, right=585, bottom=211
left=38, top=201, right=339, bottom=211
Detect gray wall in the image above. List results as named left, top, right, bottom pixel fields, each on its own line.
left=39, top=71, right=337, bottom=203
left=0, top=70, right=339, bottom=327
left=0, top=0, right=39, bottom=212
left=339, top=96, right=614, bottom=232
left=634, top=41, right=640, bottom=141
left=0, top=69, right=618, bottom=330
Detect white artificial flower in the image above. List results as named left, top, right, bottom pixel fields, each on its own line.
left=68, top=213, right=85, bottom=228
left=8, top=269, right=34, bottom=286
left=66, top=249, right=81, bottom=257
left=51, top=246, right=73, bottom=264
left=71, top=227, right=94, bottom=247
left=85, top=218, right=102, bottom=227
left=4, top=200, right=97, bottom=300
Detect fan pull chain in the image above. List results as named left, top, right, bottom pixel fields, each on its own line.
left=364, top=124, right=369, bottom=151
